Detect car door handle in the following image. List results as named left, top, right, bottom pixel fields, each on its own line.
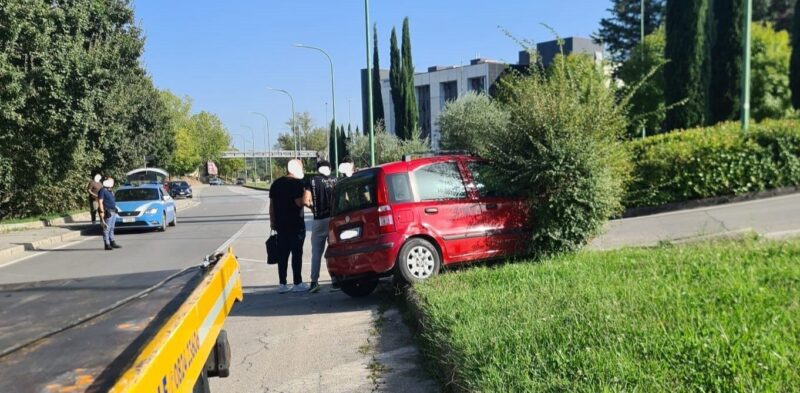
left=424, top=207, right=439, bottom=214
left=486, top=203, right=498, bottom=210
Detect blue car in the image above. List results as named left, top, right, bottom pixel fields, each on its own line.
left=114, top=184, right=177, bottom=231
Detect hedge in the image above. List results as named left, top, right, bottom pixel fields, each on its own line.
left=625, top=119, right=800, bottom=208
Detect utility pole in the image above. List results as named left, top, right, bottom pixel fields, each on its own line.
left=741, top=0, right=752, bottom=132
left=364, top=0, right=375, bottom=166
left=267, top=87, right=298, bottom=156
left=251, top=112, right=273, bottom=184
left=641, top=0, right=646, bottom=139
left=241, top=125, right=256, bottom=182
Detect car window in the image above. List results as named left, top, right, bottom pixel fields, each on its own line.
left=413, top=162, right=467, bottom=201
left=333, top=170, right=377, bottom=215
left=386, top=173, right=413, bottom=203
left=115, top=188, right=160, bottom=201
left=467, top=161, right=521, bottom=198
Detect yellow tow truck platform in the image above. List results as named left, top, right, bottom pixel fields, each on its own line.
left=0, top=248, right=243, bottom=393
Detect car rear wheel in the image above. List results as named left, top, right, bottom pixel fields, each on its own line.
left=340, top=278, right=378, bottom=298
left=160, top=213, right=167, bottom=232
left=396, top=238, right=441, bottom=284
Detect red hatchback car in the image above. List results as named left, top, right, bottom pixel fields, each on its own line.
left=325, top=153, right=530, bottom=297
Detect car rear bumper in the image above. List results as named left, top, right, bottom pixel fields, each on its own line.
left=325, top=235, right=400, bottom=277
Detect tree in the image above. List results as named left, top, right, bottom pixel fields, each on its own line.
left=710, top=0, right=744, bottom=123
left=751, top=22, right=794, bottom=120
left=438, top=92, right=509, bottom=151
left=664, top=0, right=712, bottom=131
left=284, top=112, right=315, bottom=150
left=348, top=122, right=428, bottom=168
left=191, top=111, right=230, bottom=163
left=792, top=0, right=800, bottom=109
left=754, top=0, right=797, bottom=32
left=328, top=120, right=337, bottom=164
left=389, top=28, right=404, bottom=138
left=372, top=24, right=385, bottom=125
left=618, top=28, right=667, bottom=137
left=400, top=17, right=419, bottom=140
left=594, top=0, right=666, bottom=63
left=161, top=91, right=199, bottom=175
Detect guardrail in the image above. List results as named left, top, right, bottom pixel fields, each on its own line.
left=220, top=150, right=318, bottom=159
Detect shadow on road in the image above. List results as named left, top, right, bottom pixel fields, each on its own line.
left=230, top=282, right=384, bottom=318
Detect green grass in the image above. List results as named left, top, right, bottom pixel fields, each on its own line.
left=414, top=240, right=800, bottom=392
left=243, top=182, right=270, bottom=190
left=0, top=209, right=84, bottom=225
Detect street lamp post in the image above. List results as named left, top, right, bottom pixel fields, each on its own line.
left=364, top=0, right=375, bottom=166
left=294, top=43, right=339, bottom=175
left=251, top=112, right=273, bottom=184
left=267, top=87, right=298, bottom=156
left=241, top=125, right=256, bottom=182
left=741, top=0, right=753, bottom=132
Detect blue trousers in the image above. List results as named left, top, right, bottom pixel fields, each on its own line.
left=103, top=211, right=117, bottom=245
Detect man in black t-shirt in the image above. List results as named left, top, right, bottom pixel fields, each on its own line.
left=306, top=160, right=337, bottom=293
left=269, top=159, right=312, bottom=293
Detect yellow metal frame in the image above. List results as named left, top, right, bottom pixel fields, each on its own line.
left=110, top=248, right=243, bottom=393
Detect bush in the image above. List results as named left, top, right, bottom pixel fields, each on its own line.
left=484, top=54, right=631, bottom=257
left=438, top=91, right=509, bottom=152
left=625, top=119, right=800, bottom=208
left=414, top=239, right=800, bottom=392
left=751, top=22, right=794, bottom=121
left=347, top=121, right=429, bottom=168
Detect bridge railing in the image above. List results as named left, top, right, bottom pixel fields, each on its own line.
left=220, top=150, right=318, bottom=159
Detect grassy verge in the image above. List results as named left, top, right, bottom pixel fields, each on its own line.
left=0, top=209, right=84, bottom=225
left=414, top=240, right=800, bottom=392
left=243, top=182, right=270, bottom=191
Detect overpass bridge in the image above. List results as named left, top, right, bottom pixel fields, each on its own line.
left=220, top=150, right=318, bottom=159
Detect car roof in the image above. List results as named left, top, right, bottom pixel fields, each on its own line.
left=118, top=184, right=163, bottom=190
left=377, top=154, right=475, bottom=175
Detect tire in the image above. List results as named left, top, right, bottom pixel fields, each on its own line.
left=169, top=209, right=177, bottom=227
left=395, top=238, right=441, bottom=284
left=340, top=279, right=379, bottom=298
left=160, top=212, right=167, bottom=232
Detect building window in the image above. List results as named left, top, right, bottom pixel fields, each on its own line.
left=440, top=80, right=458, bottom=109
left=416, top=85, right=431, bottom=139
left=468, top=76, right=486, bottom=93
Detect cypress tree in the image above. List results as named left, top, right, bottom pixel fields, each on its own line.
left=339, top=126, right=348, bottom=160
left=372, top=24, right=385, bottom=125
left=328, top=120, right=337, bottom=165
left=710, top=0, right=743, bottom=123
left=664, top=0, right=712, bottom=130
left=400, top=17, right=419, bottom=139
left=792, top=0, right=800, bottom=109
left=389, top=28, right=404, bottom=138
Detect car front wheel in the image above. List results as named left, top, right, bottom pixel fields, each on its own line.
left=396, top=238, right=441, bottom=284
left=160, top=212, right=167, bottom=232
left=169, top=209, right=177, bottom=227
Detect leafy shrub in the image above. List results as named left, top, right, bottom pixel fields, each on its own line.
left=347, top=121, right=428, bottom=168
left=438, top=91, right=509, bottom=152
left=751, top=22, right=794, bottom=121
left=484, top=54, right=631, bottom=257
left=625, top=119, right=800, bottom=207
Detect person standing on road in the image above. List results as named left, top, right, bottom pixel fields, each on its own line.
left=97, top=177, right=122, bottom=251
left=306, top=160, right=337, bottom=293
left=269, top=159, right=312, bottom=293
left=87, top=174, right=103, bottom=225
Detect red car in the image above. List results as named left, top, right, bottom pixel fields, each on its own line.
left=325, top=153, right=530, bottom=297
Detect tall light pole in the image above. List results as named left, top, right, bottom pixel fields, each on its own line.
left=741, top=0, right=753, bottom=132
left=294, top=43, right=339, bottom=175
left=251, top=112, right=273, bottom=184
left=231, top=133, right=250, bottom=180
left=641, top=0, right=646, bottom=139
left=241, top=125, right=256, bottom=182
left=364, top=0, right=375, bottom=166
left=267, top=87, right=298, bottom=156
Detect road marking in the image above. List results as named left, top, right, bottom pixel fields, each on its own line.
left=0, top=236, right=99, bottom=269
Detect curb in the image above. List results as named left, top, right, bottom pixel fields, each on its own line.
left=242, top=185, right=269, bottom=192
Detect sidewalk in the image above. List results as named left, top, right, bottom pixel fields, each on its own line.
left=0, top=191, right=202, bottom=263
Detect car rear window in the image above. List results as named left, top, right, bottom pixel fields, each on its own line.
left=386, top=173, right=413, bottom=203
left=115, top=188, right=160, bottom=201
left=333, top=170, right=377, bottom=215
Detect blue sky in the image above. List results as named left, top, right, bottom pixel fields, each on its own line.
left=132, top=1, right=611, bottom=151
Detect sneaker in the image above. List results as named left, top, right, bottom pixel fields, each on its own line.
left=278, top=284, right=292, bottom=294
left=308, top=282, right=320, bottom=293
left=292, top=282, right=310, bottom=292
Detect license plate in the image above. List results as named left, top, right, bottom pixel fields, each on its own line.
left=339, top=227, right=361, bottom=241
left=122, top=217, right=135, bottom=223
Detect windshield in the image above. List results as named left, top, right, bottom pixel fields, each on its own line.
left=170, top=182, right=188, bottom=187
left=115, top=188, right=160, bottom=202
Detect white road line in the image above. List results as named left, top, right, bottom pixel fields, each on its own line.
left=0, top=236, right=99, bottom=269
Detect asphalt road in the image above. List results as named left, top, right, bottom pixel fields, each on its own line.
left=0, top=185, right=436, bottom=392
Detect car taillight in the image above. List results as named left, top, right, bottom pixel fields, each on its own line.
left=378, top=205, right=396, bottom=233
